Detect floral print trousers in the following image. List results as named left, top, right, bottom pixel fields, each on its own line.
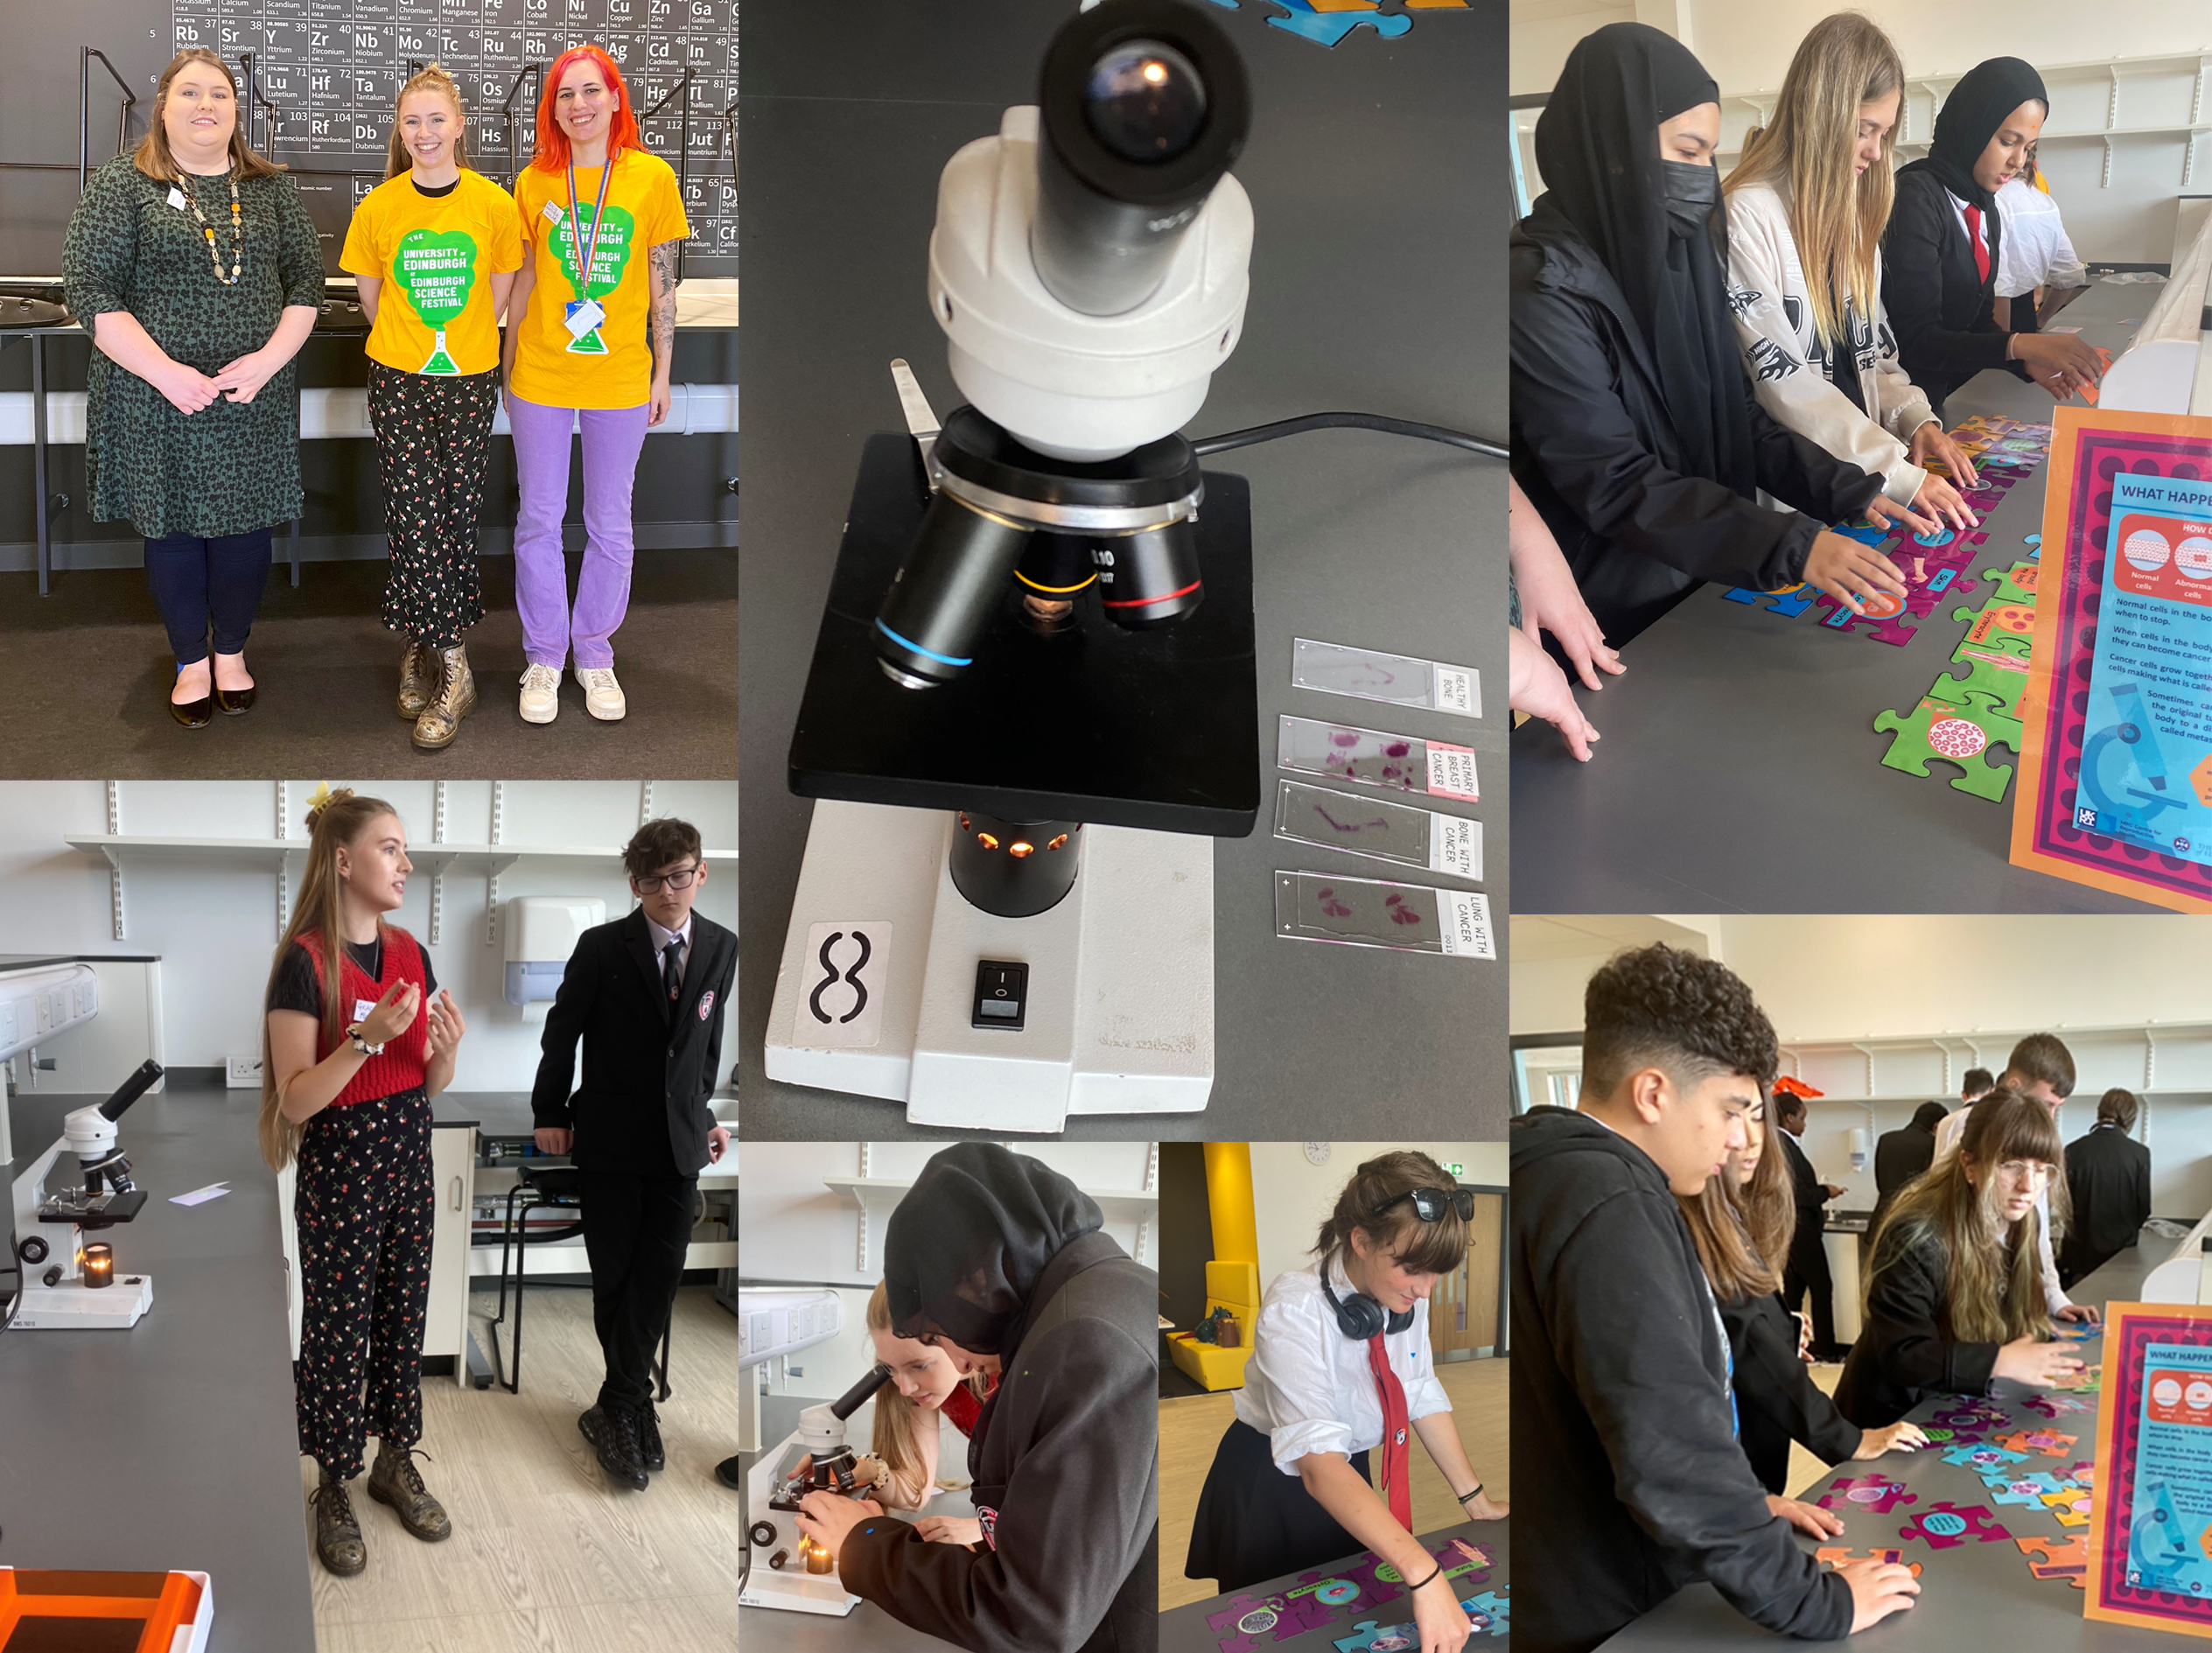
left=366, top=361, right=498, bottom=650
left=295, top=1085, right=434, bottom=1481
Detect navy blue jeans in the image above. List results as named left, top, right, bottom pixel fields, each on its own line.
left=143, top=526, right=274, bottom=663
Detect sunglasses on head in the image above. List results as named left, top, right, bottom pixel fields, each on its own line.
left=1370, top=1187, right=1474, bottom=1223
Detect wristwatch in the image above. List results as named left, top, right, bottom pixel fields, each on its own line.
left=346, top=1022, right=385, bottom=1057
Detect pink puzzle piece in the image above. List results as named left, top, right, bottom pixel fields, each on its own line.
left=1814, top=592, right=1922, bottom=645
left=1900, top=1502, right=2012, bottom=1550
left=1816, top=1473, right=1919, bottom=1514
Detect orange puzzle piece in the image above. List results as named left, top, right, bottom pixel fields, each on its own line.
left=2016, top=1534, right=2090, bottom=1588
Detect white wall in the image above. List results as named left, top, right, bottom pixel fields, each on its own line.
left=736, top=1139, right=1160, bottom=1401
left=1248, top=1141, right=1508, bottom=1302
left=0, top=780, right=738, bottom=1093
left=1511, top=1, right=2212, bottom=262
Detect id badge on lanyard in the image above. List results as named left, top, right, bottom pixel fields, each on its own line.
left=562, top=158, right=612, bottom=355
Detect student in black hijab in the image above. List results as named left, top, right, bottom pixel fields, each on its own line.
left=1512, top=22, right=1908, bottom=648
left=794, top=1145, right=1158, bottom=1653
left=1882, top=56, right=2104, bottom=417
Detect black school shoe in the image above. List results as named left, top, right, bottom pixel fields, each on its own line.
left=716, top=1455, right=742, bottom=1490
left=579, top=1404, right=650, bottom=1491
left=639, top=1405, right=665, bottom=1472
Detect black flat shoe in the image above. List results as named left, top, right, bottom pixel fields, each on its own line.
left=214, top=683, right=256, bottom=716
left=578, top=1405, right=649, bottom=1492
left=169, top=694, right=213, bottom=728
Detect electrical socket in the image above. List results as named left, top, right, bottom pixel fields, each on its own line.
left=227, top=1054, right=262, bottom=1089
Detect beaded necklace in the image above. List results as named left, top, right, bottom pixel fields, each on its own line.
left=178, top=166, right=243, bottom=285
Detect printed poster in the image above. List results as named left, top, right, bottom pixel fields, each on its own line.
left=2087, top=1304, right=2212, bottom=1635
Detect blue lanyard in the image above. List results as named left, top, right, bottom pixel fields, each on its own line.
left=563, top=154, right=614, bottom=300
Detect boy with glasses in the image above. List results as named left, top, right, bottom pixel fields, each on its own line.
left=532, top=816, right=734, bottom=1488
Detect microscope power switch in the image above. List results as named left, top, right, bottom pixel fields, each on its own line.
left=972, top=961, right=1029, bottom=1032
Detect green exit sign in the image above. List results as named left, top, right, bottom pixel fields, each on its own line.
left=1445, top=1162, right=1464, bottom=1178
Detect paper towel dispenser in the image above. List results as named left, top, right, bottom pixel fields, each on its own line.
left=503, top=898, right=606, bottom=1010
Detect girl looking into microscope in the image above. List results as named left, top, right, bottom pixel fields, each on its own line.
left=855, top=1278, right=999, bottom=1546
left=1186, top=1151, right=1508, bottom=1653
left=261, top=788, right=466, bottom=1577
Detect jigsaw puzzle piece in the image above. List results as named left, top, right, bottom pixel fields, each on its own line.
left=1816, top=1546, right=1923, bottom=1577
left=1900, top=1502, right=2012, bottom=1550
left=1816, top=589, right=1922, bottom=644
left=1973, top=562, right=2040, bottom=606
left=1942, top=1443, right=2028, bottom=1472
left=1209, top=1593, right=1285, bottom=1653
left=1874, top=693, right=2021, bottom=802
left=1928, top=643, right=2032, bottom=716
left=1250, top=0, right=1415, bottom=46
left=1462, top=1592, right=1510, bottom=1637
left=1816, top=1473, right=1918, bottom=1514
left=1331, top=1621, right=1412, bottom=1653
left=2042, top=1485, right=2093, bottom=1527
left=2017, top=1534, right=2090, bottom=1587
left=1996, top=1429, right=2078, bottom=1459
left=1722, top=582, right=1823, bottom=617
left=1987, top=1472, right=2065, bottom=1507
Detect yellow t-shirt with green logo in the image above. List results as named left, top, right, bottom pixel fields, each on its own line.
left=340, top=169, right=523, bottom=377
left=509, top=150, right=690, bottom=410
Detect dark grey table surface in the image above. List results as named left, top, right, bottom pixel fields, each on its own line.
left=1600, top=1236, right=2166, bottom=1649
left=0, top=1079, right=314, bottom=1651
left=737, top=1, right=1504, bottom=1140
left=1162, top=1517, right=1511, bottom=1649
left=1511, top=274, right=2166, bottom=914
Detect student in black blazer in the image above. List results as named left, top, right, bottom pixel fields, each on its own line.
left=1881, top=57, right=2104, bottom=418
left=1872, top=1101, right=1949, bottom=1240
left=1774, top=1090, right=1848, bottom=1361
left=2061, top=1089, right=2153, bottom=1287
left=532, top=816, right=734, bottom=1490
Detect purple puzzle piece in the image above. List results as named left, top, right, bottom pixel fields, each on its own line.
left=1900, top=1502, right=2012, bottom=1550
left=1817, top=1473, right=1919, bottom=1514
left=1815, top=594, right=1922, bottom=644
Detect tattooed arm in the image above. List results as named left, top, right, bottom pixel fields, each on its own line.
left=647, top=236, right=682, bottom=428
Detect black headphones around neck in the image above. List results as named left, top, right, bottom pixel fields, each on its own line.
left=1320, top=1249, right=1413, bottom=1340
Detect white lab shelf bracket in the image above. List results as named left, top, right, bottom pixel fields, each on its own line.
left=486, top=854, right=519, bottom=949
left=640, top=780, right=656, bottom=824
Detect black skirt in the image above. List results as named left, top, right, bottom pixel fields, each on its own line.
left=1186, top=1417, right=1373, bottom=1593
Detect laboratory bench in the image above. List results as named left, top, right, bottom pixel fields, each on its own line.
left=1161, top=1518, right=1513, bottom=1650
left=1597, top=1238, right=2161, bottom=1649
left=1510, top=274, right=2166, bottom=915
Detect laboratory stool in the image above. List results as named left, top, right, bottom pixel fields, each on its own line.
left=486, top=1164, right=676, bottom=1399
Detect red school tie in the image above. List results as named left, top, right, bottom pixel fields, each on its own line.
left=1367, top=1333, right=1414, bottom=1530
left=1963, top=204, right=1992, bottom=285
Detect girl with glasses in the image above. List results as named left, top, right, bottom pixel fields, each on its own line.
left=1186, top=1152, right=1505, bottom=1653
left=851, top=1280, right=998, bottom=1547
left=1837, top=1088, right=2088, bottom=1427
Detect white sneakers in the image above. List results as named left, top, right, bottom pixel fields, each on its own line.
left=576, top=666, right=626, bottom=721
left=518, top=663, right=562, bottom=724
left=518, top=662, right=627, bottom=723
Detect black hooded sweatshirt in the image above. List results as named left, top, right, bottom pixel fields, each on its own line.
left=1512, top=1106, right=1852, bottom=1651
left=1510, top=22, right=1881, bottom=647
left=840, top=1145, right=1159, bottom=1653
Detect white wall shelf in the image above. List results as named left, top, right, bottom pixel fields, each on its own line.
left=1780, top=1022, right=2212, bottom=1103
left=822, top=1174, right=1161, bottom=1275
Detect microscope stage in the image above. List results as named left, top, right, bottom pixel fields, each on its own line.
left=788, top=434, right=1260, bottom=837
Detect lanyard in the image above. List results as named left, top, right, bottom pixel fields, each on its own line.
left=563, top=154, right=615, bottom=300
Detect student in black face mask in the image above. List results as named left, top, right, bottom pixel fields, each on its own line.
left=1512, top=22, right=1908, bottom=648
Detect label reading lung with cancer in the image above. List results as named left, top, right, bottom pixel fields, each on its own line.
left=2071, top=473, right=2212, bottom=869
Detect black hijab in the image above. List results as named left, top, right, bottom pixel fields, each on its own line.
left=884, top=1144, right=1103, bottom=1358
left=1533, top=23, right=1753, bottom=491
left=1902, top=57, right=2048, bottom=215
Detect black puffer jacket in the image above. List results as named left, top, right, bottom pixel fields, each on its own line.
left=1512, top=1106, right=1852, bottom=1651
left=1510, top=200, right=1884, bottom=646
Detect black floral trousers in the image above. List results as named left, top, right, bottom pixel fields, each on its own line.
left=295, top=1085, right=435, bottom=1481
left=366, top=361, right=498, bottom=650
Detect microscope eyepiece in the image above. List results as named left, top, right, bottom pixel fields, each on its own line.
left=1033, top=0, right=1250, bottom=317
left=1082, top=39, right=1208, bottom=164
left=98, top=1058, right=164, bottom=1123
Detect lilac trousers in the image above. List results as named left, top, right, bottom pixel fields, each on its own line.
left=506, top=389, right=651, bottom=670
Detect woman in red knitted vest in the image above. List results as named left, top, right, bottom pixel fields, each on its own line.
left=260, top=788, right=467, bottom=1577
left=857, top=1278, right=998, bottom=1548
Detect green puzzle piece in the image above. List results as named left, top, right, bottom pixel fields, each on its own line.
left=1874, top=691, right=2022, bottom=801
left=1950, top=599, right=2035, bottom=658
left=1930, top=643, right=2032, bottom=716
left=1972, top=562, right=2040, bottom=606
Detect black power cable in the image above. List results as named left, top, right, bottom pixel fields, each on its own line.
left=1191, top=410, right=1505, bottom=459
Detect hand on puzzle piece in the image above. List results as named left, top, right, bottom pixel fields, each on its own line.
left=2017, top=1534, right=2090, bottom=1587
left=1816, top=590, right=1922, bottom=644
left=1817, top=1546, right=1924, bottom=1578
left=1900, top=1502, right=2012, bottom=1550
left=1874, top=691, right=2023, bottom=802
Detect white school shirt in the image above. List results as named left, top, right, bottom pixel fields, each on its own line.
left=1233, top=1252, right=1452, bottom=1474
left=1994, top=179, right=2087, bottom=300
left=646, top=913, right=693, bottom=984
left=1930, top=1101, right=2073, bottom=1314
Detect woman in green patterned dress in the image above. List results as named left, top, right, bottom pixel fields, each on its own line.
left=63, top=48, right=324, bottom=728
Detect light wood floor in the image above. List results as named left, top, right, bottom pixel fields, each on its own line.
left=1158, top=1356, right=1510, bottom=1612
left=1788, top=1362, right=1847, bottom=1499
left=298, top=1283, right=739, bottom=1653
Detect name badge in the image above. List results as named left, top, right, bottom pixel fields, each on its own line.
left=564, top=298, right=607, bottom=339
left=352, top=998, right=378, bottom=1026
left=542, top=199, right=564, bottom=225
left=167, top=187, right=186, bottom=211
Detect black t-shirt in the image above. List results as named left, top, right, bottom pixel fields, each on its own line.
left=411, top=176, right=459, bottom=199
left=267, top=936, right=437, bottom=1020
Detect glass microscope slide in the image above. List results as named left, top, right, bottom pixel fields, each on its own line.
left=1273, top=871, right=1494, bottom=959
left=1273, top=780, right=1480, bottom=881
left=1292, top=638, right=1480, bottom=718
left=1277, top=714, right=1479, bottom=802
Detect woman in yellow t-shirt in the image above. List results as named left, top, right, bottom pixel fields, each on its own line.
left=340, top=64, right=522, bottom=751
left=500, top=45, right=690, bottom=727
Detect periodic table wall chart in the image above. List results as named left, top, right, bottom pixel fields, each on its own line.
left=167, top=0, right=738, bottom=274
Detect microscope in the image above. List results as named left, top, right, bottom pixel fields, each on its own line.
left=766, top=0, right=1259, bottom=1131
left=738, top=1363, right=896, bottom=1615
left=9, top=1059, right=163, bottom=1330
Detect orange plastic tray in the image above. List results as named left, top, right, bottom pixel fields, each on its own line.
left=0, top=1568, right=206, bottom=1652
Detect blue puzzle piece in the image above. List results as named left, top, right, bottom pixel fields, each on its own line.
left=1723, top=582, right=1823, bottom=617
left=1942, top=1443, right=2027, bottom=1472
left=1464, top=1592, right=1510, bottom=1637
left=1206, top=0, right=1416, bottom=47
left=1332, top=1593, right=1502, bottom=1653
left=1988, top=1472, right=2066, bottom=1507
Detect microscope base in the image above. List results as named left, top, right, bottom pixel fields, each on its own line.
left=765, top=800, right=1214, bottom=1131
left=14, top=1272, right=152, bottom=1330
left=738, top=1567, right=863, bottom=1617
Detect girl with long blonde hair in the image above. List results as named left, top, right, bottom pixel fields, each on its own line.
left=340, top=64, right=522, bottom=751
left=858, top=1281, right=996, bottom=1544
left=1721, top=12, right=1981, bottom=536
left=262, top=788, right=466, bottom=1575
left=1679, top=1090, right=1924, bottom=1501
left=1836, top=1089, right=2088, bottom=1427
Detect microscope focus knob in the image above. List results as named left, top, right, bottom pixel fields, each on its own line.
left=18, top=1235, right=48, bottom=1265
left=768, top=1549, right=790, bottom=1572
left=41, top=1265, right=62, bottom=1287
left=750, top=1522, right=777, bottom=1548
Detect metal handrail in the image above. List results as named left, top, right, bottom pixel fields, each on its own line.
left=236, top=52, right=283, bottom=165
left=78, top=47, right=138, bottom=200
left=640, top=67, right=694, bottom=280
left=497, top=62, right=545, bottom=189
